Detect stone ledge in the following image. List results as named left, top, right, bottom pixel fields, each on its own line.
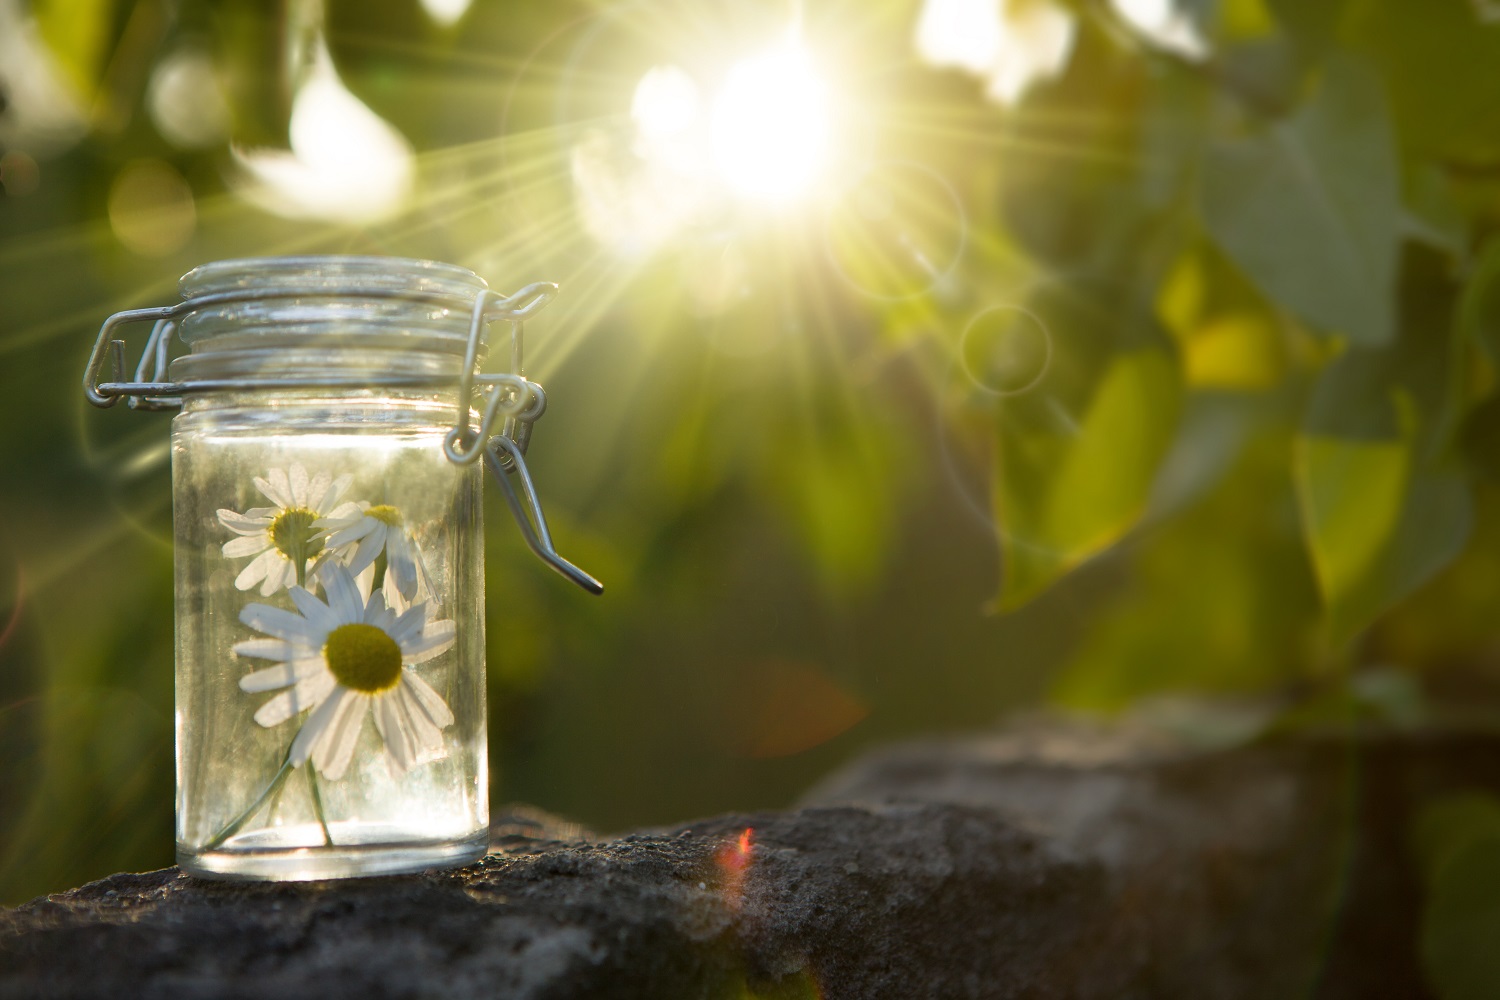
left=2, top=804, right=1099, bottom=1000
left=6, top=725, right=1498, bottom=998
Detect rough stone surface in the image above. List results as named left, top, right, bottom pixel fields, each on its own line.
left=1, top=805, right=1104, bottom=1000
left=5, top=723, right=1498, bottom=999
left=806, top=719, right=1500, bottom=1000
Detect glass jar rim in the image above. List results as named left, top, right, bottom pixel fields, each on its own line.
left=180, top=255, right=488, bottom=301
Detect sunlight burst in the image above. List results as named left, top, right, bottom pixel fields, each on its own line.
left=710, top=43, right=830, bottom=201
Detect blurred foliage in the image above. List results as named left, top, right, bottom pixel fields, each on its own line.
left=2, top=8, right=1500, bottom=983
left=1414, top=794, right=1500, bottom=1000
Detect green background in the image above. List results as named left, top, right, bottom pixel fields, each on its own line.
left=4, top=4, right=1500, bottom=989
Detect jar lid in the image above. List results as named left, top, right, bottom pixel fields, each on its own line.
left=83, top=255, right=557, bottom=407
left=174, top=255, right=490, bottom=358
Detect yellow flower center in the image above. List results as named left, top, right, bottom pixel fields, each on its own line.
left=367, top=504, right=403, bottom=527
left=269, top=507, right=325, bottom=562
left=323, top=623, right=403, bottom=693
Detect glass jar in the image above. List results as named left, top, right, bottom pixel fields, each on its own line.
left=83, top=256, right=601, bottom=881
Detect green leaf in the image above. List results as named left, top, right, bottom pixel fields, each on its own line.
left=1403, top=163, right=1470, bottom=259
left=767, top=422, right=900, bottom=599
left=1264, top=0, right=1347, bottom=54
left=1202, top=54, right=1399, bottom=345
left=999, top=45, right=1207, bottom=275
left=1414, top=794, right=1500, bottom=1000
left=994, top=283, right=1182, bottom=609
left=1295, top=250, right=1473, bottom=643
left=31, top=0, right=122, bottom=105
left=1296, top=435, right=1470, bottom=644
left=1349, top=0, right=1500, bottom=161
left=1053, top=416, right=1321, bottom=709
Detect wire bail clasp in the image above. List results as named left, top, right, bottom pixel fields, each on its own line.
left=82, top=271, right=602, bottom=596
left=442, top=283, right=603, bottom=596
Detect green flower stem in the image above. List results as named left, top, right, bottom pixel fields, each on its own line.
left=202, top=756, right=295, bottom=852
left=307, top=765, right=334, bottom=847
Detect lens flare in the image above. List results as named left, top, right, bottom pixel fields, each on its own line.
left=710, top=43, right=830, bottom=201
left=715, top=827, right=754, bottom=910
left=825, top=162, right=966, bottom=301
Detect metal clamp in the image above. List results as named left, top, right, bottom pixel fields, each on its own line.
left=83, top=276, right=601, bottom=596
left=484, top=436, right=604, bottom=594
left=441, top=284, right=554, bottom=468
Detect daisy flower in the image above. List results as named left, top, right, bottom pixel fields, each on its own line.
left=317, top=501, right=435, bottom=602
left=234, top=561, right=457, bottom=779
left=217, top=464, right=354, bottom=596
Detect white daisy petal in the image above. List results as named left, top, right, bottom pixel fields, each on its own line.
left=305, top=469, right=332, bottom=513
left=240, top=657, right=325, bottom=694
left=217, top=510, right=273, bottom=535
left=234, top=549, right=277, bottom=592
left=412, top=543, right=437, bottom=604
left=288, top=464, right=310, bottom=507
left=244, top=507, right=280, bottom=518
left=363, top=588, right=388, bottom=623
left=386, top=531, right=418, bottom=601
left=354, top=561, right=377, bottom=599
left=288, top=586, right=340, bottom=637
left=316, top=501, right=367, bottom=529
left=319, top=562, right=365, bottom=623
left=258, top=556, right=296, bottom=597
left=254, top=471, right=291, bottom=508
left=233, top=638, right=298, bottom=661
left=374, top=695, right=416, bottom=771
left=322, top=474, right=355, bottom=513
left=316, top=693, right=368, bottom=780
left=380, top=572, right=406, bottom=613
left=253, top=670, right=336, bottom=726
left=401, top=620, right=456, bottom=664
left=319, top=522, right=364, bottom=549
left=401, top=670, right=455, bottom=730
left=345, top=523, right=386, bottom=574
left=308, top=550, right=335, bottom=583
left=290, top=686, right=345, bottom=766
left=389, top=605, right=427, bottom=646
left=240, top=603, right=326, bottom=644
left=396, top=679, right=443, bottom=749
left=222, top=535, right=271, bottom=558
left=242, top=665, right=298, bottom=694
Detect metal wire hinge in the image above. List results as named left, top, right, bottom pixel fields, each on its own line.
left=82, top=278, right=602, bottom=596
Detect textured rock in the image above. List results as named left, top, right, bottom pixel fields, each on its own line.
left=5, top=723, right=1498, bottom=999
left=1, top=804, right=1105, bottom=1000
left=807, top=719, right=1500, bottom=1000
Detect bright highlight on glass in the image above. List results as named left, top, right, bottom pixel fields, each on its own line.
left=710, top=43, right=830, bottom=201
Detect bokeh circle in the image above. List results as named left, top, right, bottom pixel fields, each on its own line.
left=958, top=304, right=1052, bottom=396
